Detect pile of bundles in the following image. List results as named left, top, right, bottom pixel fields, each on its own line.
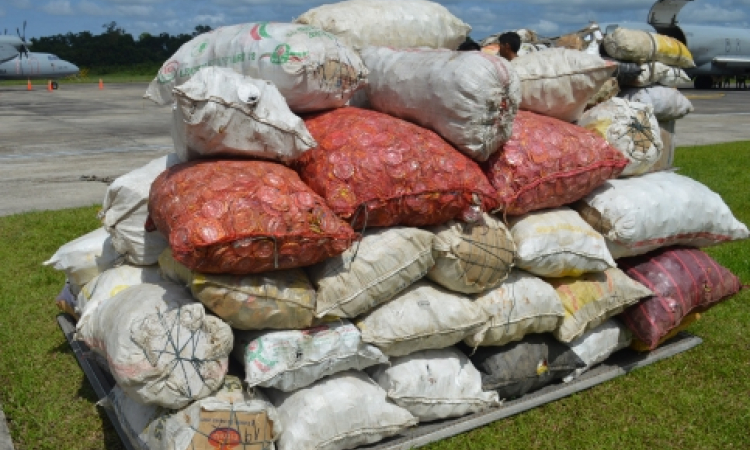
left=44, top=1, right=747, bottom=450
left=481, top=23, right=695, bottom=169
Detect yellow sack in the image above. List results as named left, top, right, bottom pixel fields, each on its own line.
left=547, top=268, right=652, bottom=342
left=158, top=249, right=316, bottom=330
left=603, top=28, right=694, bottom=69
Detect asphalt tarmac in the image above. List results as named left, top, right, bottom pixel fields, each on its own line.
left=0, top=82, right=749, bottom=217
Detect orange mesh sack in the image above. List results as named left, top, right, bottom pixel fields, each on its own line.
left=149, top=159, right=358, bottom=274
left=483, top=111, right=628, bottom=216
left=296, top=107, right=499, bottom=229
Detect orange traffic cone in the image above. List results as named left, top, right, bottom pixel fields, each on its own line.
left=98, top=78, right=104, bottom=90
left=27, top=79, right=32, bottom=90
left=47, top=80, right=53, bottom=91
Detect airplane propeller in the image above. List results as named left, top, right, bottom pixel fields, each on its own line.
left=16, top=20, right=29, bottom=59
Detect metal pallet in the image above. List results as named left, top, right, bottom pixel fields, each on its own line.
left=57, top=313, right=703, bottom=450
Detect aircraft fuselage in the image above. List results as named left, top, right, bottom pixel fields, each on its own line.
left=0, top=52, right=79, bottom=80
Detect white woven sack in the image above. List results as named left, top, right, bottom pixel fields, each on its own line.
left=44, top=227, right=123, bottom=296
left=171, top=67, right=316, bottom=163
left=100, top=154, right=180, bottom=266
left=621, top=61, right=690, bottom=87
left=308, top=227, right=434, bottom=319
left=233, top=320, right=387, bottom=392
left=294, top=0, right=470, bottom=51
left=576, top=171, right=750, bottom=258
left=104, top=376, right=281, bottom=450
left=267, top=371, right=417, bottom=450
left=361, top=47, right=520, bottom=162
left=464, top=270, right=565, bottom=347
left=356, top=280, right=487, bottom=357
left=563, top=319, right=632, bottom=382
left=426, top=213, right=516, bottom=294
left=509, top=207, right=615, bottom=278
left=619, top=86, right=694, bottom=121
left=578, top=97, right=663, bottom=176
left=76, top=282, right=233, bottom=409
left=76, top=264, right=162, bottom=320
left=368, top=347, right=500, bottom=422
left=145, top=22, right=368, bottom=112
left=512, top=48, right=617, bottom=122
left=656, top=65, right=691, bottom=87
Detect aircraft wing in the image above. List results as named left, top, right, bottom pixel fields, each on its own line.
left=648, top=0, right=694, bottom=27
left=712, top=56, right=750, bottom=69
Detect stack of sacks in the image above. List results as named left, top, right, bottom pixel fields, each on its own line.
left=598, top=27, right=696, bottom=171
left=43, top=3, right=748, bottom=448
left=573, top=171, right=748, bottom=352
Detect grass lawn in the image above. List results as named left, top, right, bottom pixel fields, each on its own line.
left=0, top=73, right=155, bottom=88
left=0, top=142, right=748, bottom=450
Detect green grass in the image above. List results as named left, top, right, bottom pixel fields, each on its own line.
left=0, top=73, right=155, bottom=87
left=0, top=142, right=748, bottom=450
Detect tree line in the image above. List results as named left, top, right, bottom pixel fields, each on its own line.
left=29, top=22, right=213, bottom=75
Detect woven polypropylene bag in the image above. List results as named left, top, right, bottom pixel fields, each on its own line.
left=603, top=28, right=695, bottom=68
left=619, top=247, right=742, bottom=351
left=296, top=107, right=498, bottom=229
left=578, top=97, right=663, bottom=177
left=619, top=86, right=694, bottom=121
left=367, top=347, right=500, bottom=422
left=426, top=213, right=516, bottom=294
left=144, top=22, right=368, bottom=112
left=511, top=48, right=618, bottom=122
left=267, top=371, right=417, bottom=450
left=308, top=227, right=435, bottom=319
left=508, top=207, right=615, bottom=278
left=575, top=171, right=750, bottom=258
left=149, top=160, right=358, bottom=274
left=482, top=111, right=628, bottom=216
left=158, top=249, right=316, bottom=330
left=360, top=47, right=520, bottom=162
left=547, top=268, right=652, bottom=343
left=294, top=0, right=471, bottom=51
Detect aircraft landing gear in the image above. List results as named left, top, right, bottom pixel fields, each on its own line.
left=51, top=81, right=59, bottom=90
left=694, top=76, right=713, bottom=90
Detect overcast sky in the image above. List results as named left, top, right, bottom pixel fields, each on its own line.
left=2, top=0, right=749, bottom=42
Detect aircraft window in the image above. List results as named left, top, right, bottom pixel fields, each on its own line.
left=48, top=55, right=60, bottom=60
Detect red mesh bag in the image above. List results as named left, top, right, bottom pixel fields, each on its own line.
left=619, top=247, right=743, bottom=350
left=149, top=159, right=358, bottom=274
left=483, top=110, right=628, bottom=216
left=295, top=107, right=498, bottom=229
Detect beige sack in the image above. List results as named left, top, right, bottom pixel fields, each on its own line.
left=159, top=249, right=315, bottom=330
left=426, top=213, right=516, bottom=294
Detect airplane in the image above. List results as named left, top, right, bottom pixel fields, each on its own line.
left=0, top=22, right=79, bottom=89
left=606, top=0, right=750, bottom=89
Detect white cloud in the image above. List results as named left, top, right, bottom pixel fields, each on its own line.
left=77, top=0, right=108, bottom=15
left=531, top=19, right=560, bottom=35
left=193, top=14, right=229, bottom=26
left=115, top=5, right=153, bottom=16
left=42, top=0, right=75, bottom=15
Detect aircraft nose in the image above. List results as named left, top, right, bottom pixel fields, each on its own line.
left=64, top=62, right=80, bottom=76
